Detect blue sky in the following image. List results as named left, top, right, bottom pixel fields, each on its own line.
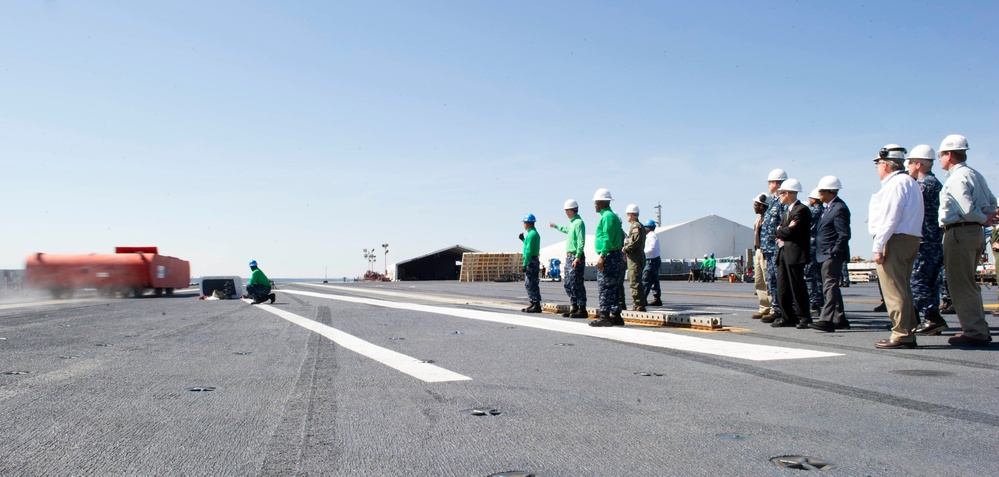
left=3, top=1, right=998, bottom=278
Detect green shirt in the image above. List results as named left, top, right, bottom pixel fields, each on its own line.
left=553, top=215, right=586, bottom=256
left=522, top=228, right=540, bottom=266
left=248, top=268, right=271, bottom=286
left=595, top=208, right=623, bottom=255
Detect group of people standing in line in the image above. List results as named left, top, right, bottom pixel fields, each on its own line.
left=517, top=134, right=995, bottom=348
left=519, top=189, right=662, bottom=327
left=752, top=134, right=995, bottom=348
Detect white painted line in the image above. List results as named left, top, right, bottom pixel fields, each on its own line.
left=251, top=303, right=472, bottom=383
left=278, top=289, right=843, bottom=362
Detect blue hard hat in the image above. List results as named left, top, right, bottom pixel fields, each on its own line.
left=710, top=253, right=714, bottom=257
left=523, top=213, right=536, bottom=223
left=645, top=220, right=656, bottom=228
left=249, top=260, right=258, bottom=267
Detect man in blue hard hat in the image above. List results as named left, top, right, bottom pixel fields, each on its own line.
left=244, top=260, right=275, bottom=305
left=642, top=219, right=662, bottom=306
left=519, top=213, right=542, bottom=313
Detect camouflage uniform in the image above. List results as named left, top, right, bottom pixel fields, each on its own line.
left=622, top=220, right=647, bottom=309
left=993, top=228, right=999, bottom=300
left=760, top=194, right=786, bottom=316
left=910, top=172, right=943, bottom=319
left=805, top=204, right=825, bottom=310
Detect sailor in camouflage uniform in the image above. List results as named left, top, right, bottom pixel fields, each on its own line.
left=906, top=145, right=948, bottom=335
left=760, top=168, right=789, bottom=322
left=622, top=204, right=647, bottom=311
left=806, top=188, right=826, bottom=312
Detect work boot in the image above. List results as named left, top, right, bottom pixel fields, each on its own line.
left=562, top=305, right=579, bottom=318
left=268, top=293, right=276, bottom=304
left=521, top=302, right=542, bottom=313
left=611, top=311, right=625, bottom=326
left=873, top=302, right=887, bottom=312
left=760, top=313, right=779, bottom=323
left=750, top=312, right=767, bottom=319
left=939, top=300, right=956, bottom=315
left=589, top=311, right=614, bottom=327
left=649, top=298, right=663, bottom=307
left=569, top=307, right=589, bottom=318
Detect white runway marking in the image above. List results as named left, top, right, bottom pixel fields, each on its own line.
left=279, top=289, right=843, bottom=362
left=252, top=303, right=472, bottom=383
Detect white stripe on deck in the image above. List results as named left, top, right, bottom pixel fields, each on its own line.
left=251, top=303, right=472, bottom=383
left=278, top=289, right=842, bottom=361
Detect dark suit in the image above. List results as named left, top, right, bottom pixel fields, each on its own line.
left=775, top=200, right=811, bottom=322
left=815, top=196, right=851, bottom=325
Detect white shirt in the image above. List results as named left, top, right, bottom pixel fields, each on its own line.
left=644, top=230, right=661, bottom=259
left=868, top=171, right=924, bottom=253
left=939, top=162, right=997, bottom=227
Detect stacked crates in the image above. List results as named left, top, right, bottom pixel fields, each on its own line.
left=459, top=253, right=524, bottom=282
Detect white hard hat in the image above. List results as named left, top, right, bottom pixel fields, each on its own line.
left=767, top=168, right=788, bottom=181
left=778, top=178, right=803, bottom=192
left=817, top=175, right=842, bottom=190
left=809, top=188, right=821, bottom=200
left=593, top=188, right=613, bottom=202
left=625, top=204, right=639, bottom=215
left=874, top=144, right=907, bottom=162
left=939, top=134, right=969, bottom=152
left=563, top=199, right=579, bottom=210
left=753, top=192, right=771, bottom=206
left=907, top=145, right=936, bottom=161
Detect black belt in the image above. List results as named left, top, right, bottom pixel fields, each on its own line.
left=943, top=221, right=983, bottom=232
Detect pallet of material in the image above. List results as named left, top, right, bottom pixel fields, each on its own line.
left=459, top=253, right=524, bottom=282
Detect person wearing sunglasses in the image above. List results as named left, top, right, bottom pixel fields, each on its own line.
left=869, top=145, right=924, bottom=349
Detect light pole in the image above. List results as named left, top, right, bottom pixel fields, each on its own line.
left=363, top=248, right=376, bottom=272
left=381, top=243, right=389, bottom=276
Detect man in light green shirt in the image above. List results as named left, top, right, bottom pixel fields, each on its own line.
left=244, top=260, right=275, bottom=304
left=550, top=199, right=587, bottom=318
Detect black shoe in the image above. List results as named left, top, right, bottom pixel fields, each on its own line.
left=760, top=313, right=779, bottom=324
left=796, top=318, right=813, bottom=329
left=589, top=311, right=614, bottom=327
left=569, top=308, right=589, bottom=318
left=940, top=302, right=956, bottom=314
left=875, top=339, right=917, bottom=349
left=611, top=311, right=625, bottom=326
left=268, top=293, right=276, bottom=304
left=810, top=305, right=822, bottom=313
left=649, top=299, right=663, bottom=306
left=913, top=320, right=948, bottom=336
left=562, top=305, right=579, bottom=318
left=809, top=320, right=836, bottom=332
left=521, top=302, right=541, bottom=313
left=771, top=318, right=798, bottom=328
left=834, top=321, right=851, bottom=330
left=873, top=303, right=887, bottom=312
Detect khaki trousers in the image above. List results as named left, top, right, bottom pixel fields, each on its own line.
left=943, top=225, right=992, bottom=340
left=876, top=234, right=920, bottom=343
left=754, top=248, right=771, bottom=313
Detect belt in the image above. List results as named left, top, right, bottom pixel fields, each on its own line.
left=942, top=221, right=982, bottom=232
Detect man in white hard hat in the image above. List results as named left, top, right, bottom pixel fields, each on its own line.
left=750, top=193, right=773, bottom=319
left=810, top=176, right=852, bottom=332
left=938, top=134, right=997, bottom=347
left=551, top=200, right=588, bottom=318
left=905, top=145, right=948, bottom=336
left=622, top=204, right=647, bottom=311
left=590, top=188, right=626, bottom=327
left=805, top=188, right=825, bottom=313
left=759, top=168, right=789, bottom=322
left=771, top=178, right=812, bottom=328
left=869, top=145, right=924, bottom=348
